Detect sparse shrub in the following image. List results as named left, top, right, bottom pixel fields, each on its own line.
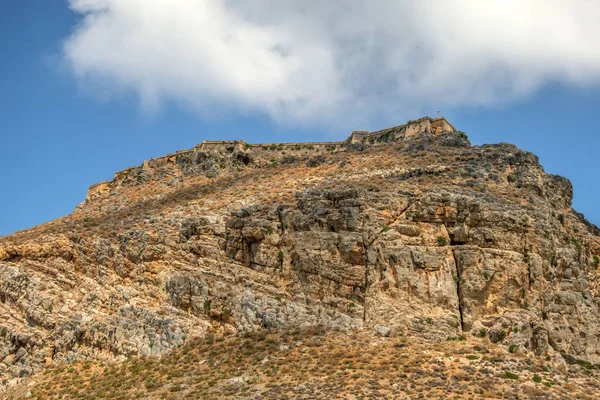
left=203, top=299, right=211, bottom=315
left=306, top=156, right=325, bottom=168
left=436, top=236, right=447, bottom=246
left=492, top=330, right=507, bottom=342
left=574, top=358, right=598, bottom=370
left=508, top=344, right=517, bottom=353
left=501, top=371, right=519, bottom=380
left=532, top=374, right=542, bottom=383
left=221, top=308, right=231, bottom=323
left=82, top=217, right=99, bottom=228
left=570, top=237, right=582, bottom=254
left=478, top=329, right=487, bottom=338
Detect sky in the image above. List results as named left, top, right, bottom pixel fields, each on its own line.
left=0, top=0, right=599, bottom=236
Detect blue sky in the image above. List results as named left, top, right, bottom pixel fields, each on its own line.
left=1, top=1, right=599, bottom=236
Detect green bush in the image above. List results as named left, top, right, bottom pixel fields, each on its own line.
left=496, top=330, right=507, bottom=341
left=575, top=358, right=598, bottom=370
left=221, top=308, right=231, bottom=322
left=501, top=371, right=519, bottom=380
left=203, top=299, right=211, bottom=314
left=437, top=236, right=448, bottom=246
left=82, top=217, right=99, bottom=228
left=570, top=237, right=582, bottom=254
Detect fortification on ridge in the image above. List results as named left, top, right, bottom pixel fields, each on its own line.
left=85, top=116, right=456, bottom=200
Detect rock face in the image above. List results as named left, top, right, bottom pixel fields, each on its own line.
left=1, top=116, right=599, bottom=392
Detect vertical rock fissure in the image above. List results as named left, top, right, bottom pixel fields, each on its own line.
left=360, top=209, right=371, bottom=327
left=277, top=207, right=287, bottom=270
left=277, top=207, right=286, bottom=238
left=451, top=248, right=465, bottom=332
left=359, top=200, right=414, bottom=326
left=187, top=279, right=194, bottom=314
left=360, top=228, right=385, bottom=326
left=362, top=248, right=369, bottom=326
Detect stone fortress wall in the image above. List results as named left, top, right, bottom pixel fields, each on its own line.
left=86, top=116, right=456, bottom=200
left=349, top=116, right=457, bottom=143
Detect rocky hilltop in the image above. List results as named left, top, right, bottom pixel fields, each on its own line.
left=1, top=116, right=599, bottom=396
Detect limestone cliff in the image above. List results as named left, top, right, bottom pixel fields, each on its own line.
left=0, top=116, right=599, bottom=392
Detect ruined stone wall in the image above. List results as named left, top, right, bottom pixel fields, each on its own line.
left=86, top=181, right=111, bottom=199
left=85, top=116, right=456, bottom=201
left=248, top=141, right=345, bottom=162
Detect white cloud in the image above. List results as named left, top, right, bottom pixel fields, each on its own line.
left=63, top=0, right=600, bottom=128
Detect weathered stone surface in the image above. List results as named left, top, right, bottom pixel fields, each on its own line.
left=1, top=117, right=599, bottom=393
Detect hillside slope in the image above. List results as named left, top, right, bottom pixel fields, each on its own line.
left=5, top=329, right=600, bottom=400
left=1, top=117, right=599, bottom=395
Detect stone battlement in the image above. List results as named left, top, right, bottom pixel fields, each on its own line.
left=349, top=116, right=456, bottom=144
left=86, top=116, right=456, bottom=200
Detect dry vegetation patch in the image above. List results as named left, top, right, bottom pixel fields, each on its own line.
left=7, top=329, right=599, bottom=400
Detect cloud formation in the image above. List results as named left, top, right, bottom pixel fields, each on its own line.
left=63, top=0, right=600, bottom=127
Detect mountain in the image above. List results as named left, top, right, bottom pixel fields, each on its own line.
left=1, top=116, right=599, bottom=398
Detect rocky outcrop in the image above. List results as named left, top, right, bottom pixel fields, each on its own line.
left=1, top=117, right=599, bottom=393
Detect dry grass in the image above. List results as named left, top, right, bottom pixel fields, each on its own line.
left=8, top=328, right=599, bottom=400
